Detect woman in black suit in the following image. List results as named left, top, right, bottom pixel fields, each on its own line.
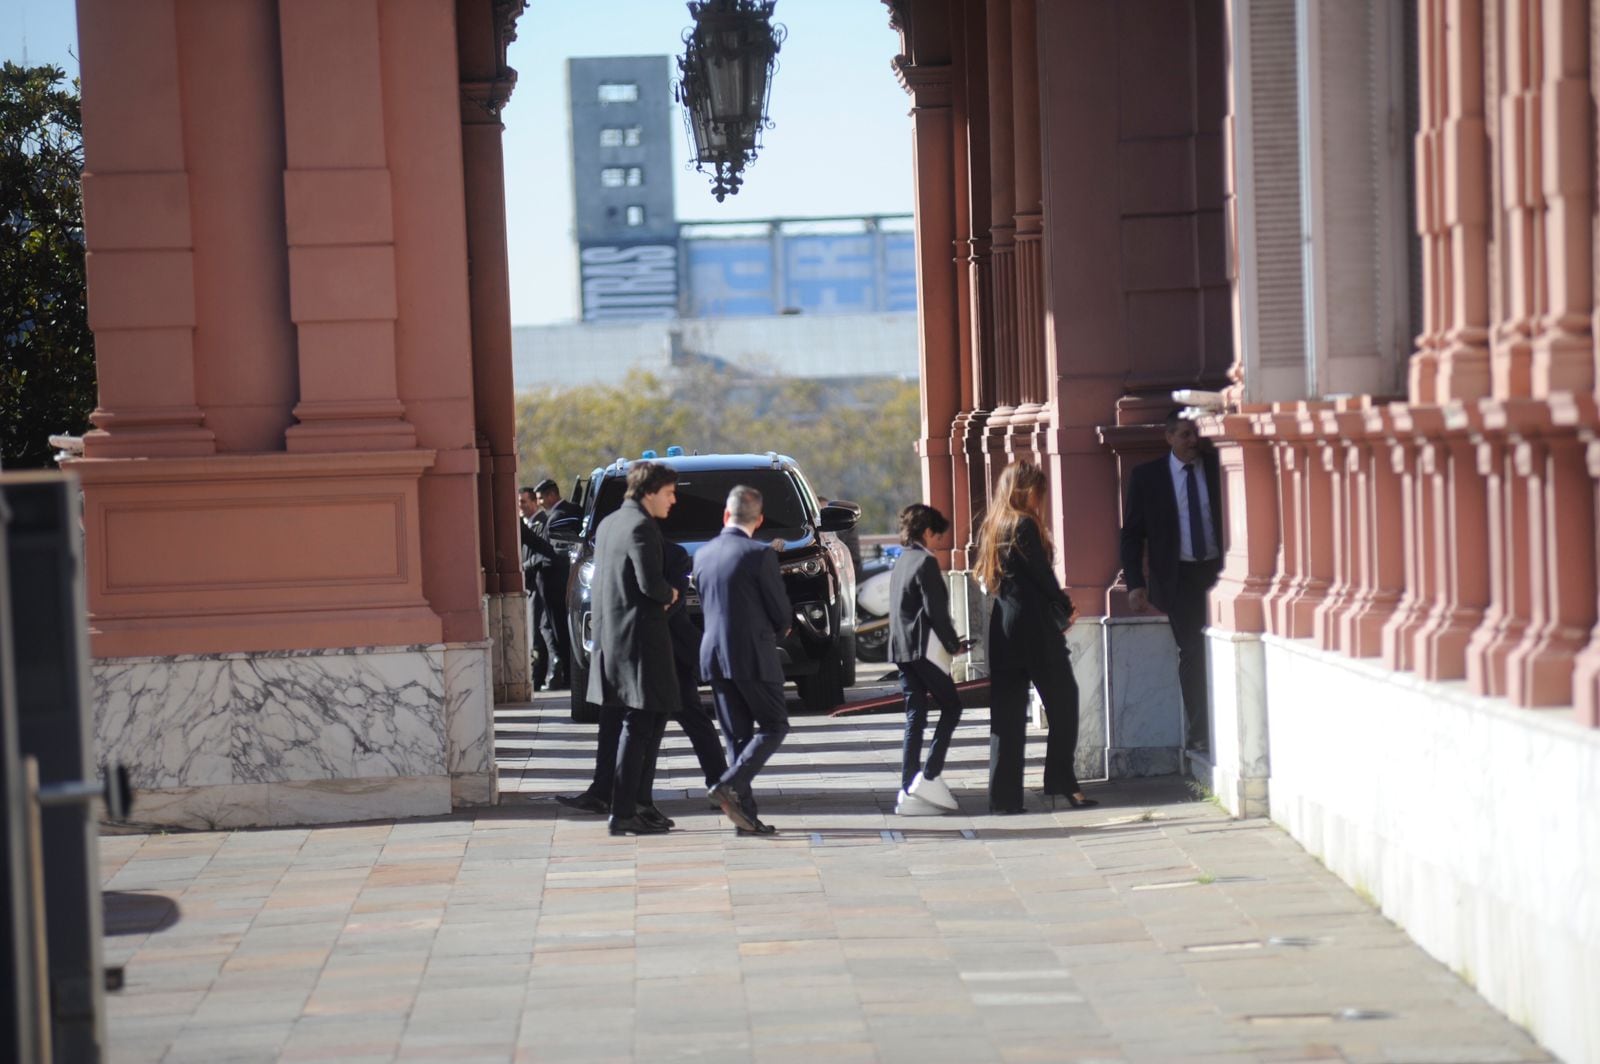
left=974, top=462, right=1097, bottom=813
left=888, top=503, right=969, bottom=814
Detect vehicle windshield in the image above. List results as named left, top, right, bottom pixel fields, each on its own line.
left=590, top=468, right=810, bottom=544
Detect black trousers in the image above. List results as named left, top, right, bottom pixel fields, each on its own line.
left=675, top=667, right=730, bottom=788
left=1166, top=560, right=1221, bottom=749
left=525, top=578, right=546, bottom=685
left=710, top=675, right=790, bottom=820
left=610, top=707, right=668, bottom=819
left=898, top=658, right=962, bottom=791
left=534, top=565, right=571, bottom=681
left=988, top=650, right=1080, bottom=812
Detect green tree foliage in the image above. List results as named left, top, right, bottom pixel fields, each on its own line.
left=514, top=364, right=922, bottom=534
left=1, top=63, right=94, bottom=469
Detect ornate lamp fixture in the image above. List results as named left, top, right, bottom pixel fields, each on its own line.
left=674, top=0, right=785, bottom=201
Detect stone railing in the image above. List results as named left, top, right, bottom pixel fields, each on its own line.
left=1201, top=394, right=1600, bottom=726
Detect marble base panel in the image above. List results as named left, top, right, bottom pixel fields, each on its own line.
left=94, top=641, right=499, bottom=827
left=488, top=591, right=533, bottom=703
left=126, top=776, right=452, bottom=830
left=1204, top=629, right=1269, bottom=818
left=1104, top=617, right=1183, bottom=779
left=1262, top=634, right=1600, bottom=1064
left=1059, top=621, right=1108, bottom=782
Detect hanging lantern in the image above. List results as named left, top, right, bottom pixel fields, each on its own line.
left=674, top=0, right=785, bottom=201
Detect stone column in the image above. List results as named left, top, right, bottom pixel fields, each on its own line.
left=1412, top=403, right=1490, bottom=679
left=1261, top=409, right=1303, bottom=636
left=279, top=0, right=416, bottom=453
left=983, top=0, right=1018, bottom=482
left=1311, top=407, right=1360, bottom=652
left=1505, top=400, right=1595, bottom=705
left=1492, top=1, right=1544, bottom=399
left=1529, top=0, right=1593, bottom=396
left=894, top=2, right=959, bottom=525
left=77, top=0, right=215, bottom=459
left=1280, top=405, right=1335, bottom=637
left=458, top=0, right=531, bottom=702
left=1572, top=431, right=1600, bottom=725
left=1381, top=407, right=1436, bottom=670
left=1337, top=406, right=1406, bottom=657
left=1424, top=0, right=1493, bottom=402
left=1466, top=403, right=1535, bottom=695
left=948, top=0, right=991, bottom=569
left=1008, top=0, right=1046, bottom=462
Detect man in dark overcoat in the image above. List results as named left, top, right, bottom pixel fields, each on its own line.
left=695, top=484, right=793, bottom=835
left=585, top=461, right=681, bottom=835
left=1119, top=408, right=1224, bottom=752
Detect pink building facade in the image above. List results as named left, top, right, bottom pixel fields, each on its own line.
left=72, top=0, right=531, bottom=828
left=891, top=1, right=1599, bottom=1058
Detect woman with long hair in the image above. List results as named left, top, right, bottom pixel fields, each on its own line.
left=974, top=462, right=1097, bottom=813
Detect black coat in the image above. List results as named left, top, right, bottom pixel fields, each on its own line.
left=585, top=499, right=680, bottom=713
left=888, top=543, right=960, bottom=664
left=693, top=526, right=792, bottom=684
left=986, top=516, right=1074, bottom=673
left=1119, top=450, right=1223, bottom=613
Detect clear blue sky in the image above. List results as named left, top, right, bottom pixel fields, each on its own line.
left=3, top=0, right=914, bottom=326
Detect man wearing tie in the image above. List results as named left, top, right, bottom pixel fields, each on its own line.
left=1119, top=408, right=1224, bottom=753
left=694, top=485, right=793, bottom=836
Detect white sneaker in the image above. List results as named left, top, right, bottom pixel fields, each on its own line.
left=908, top=771, right=958, bottom=811
left=895, top=789, right=947, bottom=816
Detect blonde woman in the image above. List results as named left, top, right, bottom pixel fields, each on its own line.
left=974, top=462, right=1097, bottom=814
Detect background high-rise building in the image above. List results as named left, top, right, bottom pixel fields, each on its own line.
left=567, top=56, right=680, bottom=321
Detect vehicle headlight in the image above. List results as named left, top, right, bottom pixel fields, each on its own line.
left=579, top=561, right=595, bottom=588
left=781, top=556, right=825, bottom=578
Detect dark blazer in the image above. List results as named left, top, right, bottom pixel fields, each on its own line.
left=523, top=499, right=581, bottom=573
left=693, top=525, right=793, bottom=684
left=663, top=539, right=701, bottom=675
left=987, top=516, right=1075, bottom=673
left=1119, top=449, right=1223, bottom=613
left=888, top=543, right=960, bottom=664
left=585, top=499, right=680, bottom=713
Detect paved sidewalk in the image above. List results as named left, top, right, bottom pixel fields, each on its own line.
left=100, top=691, right=1548, bottom=1063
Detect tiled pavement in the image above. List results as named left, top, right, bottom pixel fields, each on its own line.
left=99, top=685, right=1549, bottom=1063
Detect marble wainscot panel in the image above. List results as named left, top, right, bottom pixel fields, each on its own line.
left=444, top=640, right=496, bottom=806
left=946, top=572, right=989, bottom=682
left=1201, top=629, right=1268, bottom=817
left=1060, top=619, right=1109, bottom=782
left=93, top=643, right=494, bottom=828
left=1104, top=617, right=1183, bottom=778
left=488, top=590, right=532, bottom=703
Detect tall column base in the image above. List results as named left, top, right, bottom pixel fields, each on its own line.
left=487, top=590, right=532, bottom=703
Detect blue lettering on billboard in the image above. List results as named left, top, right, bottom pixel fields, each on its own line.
left=783, top=234, right=875, bottom=314
left=883, top=233, right=917, bottom=312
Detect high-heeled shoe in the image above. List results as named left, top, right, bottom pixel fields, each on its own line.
left=1044, top=793, right=1099, bottom=810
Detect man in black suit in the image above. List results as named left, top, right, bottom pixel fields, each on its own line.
left=694, top=485, right=793, bottom=836
left=1119, top=408, right=1224, bottom=753
left=529, top=477, right=581, bottom=690
left=585, top=461, right=681, bottom=836
left=518, top=486, right=548, bottom=688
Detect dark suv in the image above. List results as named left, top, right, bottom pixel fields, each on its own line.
left=563, top=452, right=860, bottom=720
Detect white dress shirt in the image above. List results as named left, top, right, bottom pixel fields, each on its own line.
left=1168, top=451, right=1218, bottom=562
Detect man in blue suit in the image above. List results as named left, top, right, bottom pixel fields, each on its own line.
left=694, top=485, right=793, bottom=835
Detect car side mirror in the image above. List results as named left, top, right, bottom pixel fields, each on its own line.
left=818, top=503, right=859, bottom=533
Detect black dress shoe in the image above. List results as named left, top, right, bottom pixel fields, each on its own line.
left=989, top=805, right=1027, bottom=816
left=608, top=815, right=669, bottom=836
left=556, top=793, right=608, bottom=815
left=735, top=818, right=777, bottom=836
left=636, top=805, right=675, bottom=830
left=707, top=784, right=758, bottom=832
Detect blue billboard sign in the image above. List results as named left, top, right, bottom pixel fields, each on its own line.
left=685, top=239, right=776, bottom=317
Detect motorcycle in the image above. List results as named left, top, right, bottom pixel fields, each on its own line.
left=853, top=544, right=900, bottom=663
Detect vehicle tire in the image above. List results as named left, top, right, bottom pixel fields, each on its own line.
left=797, top=653, right=845, bottom=714
left=839, top=632, right=857, bottom=689
left=569, top=661, right=600, bottom=724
